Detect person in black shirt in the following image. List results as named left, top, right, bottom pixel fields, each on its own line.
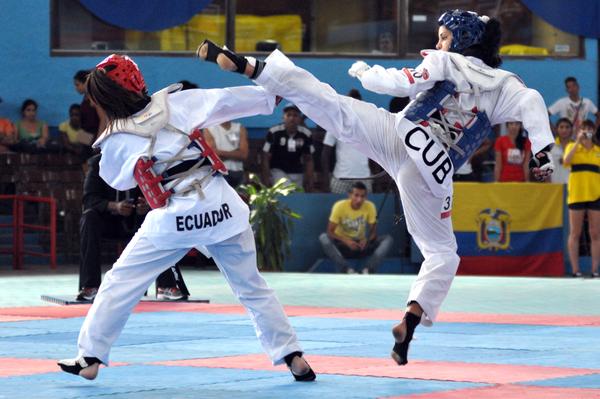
left=77, top=154, right=188, bottom=301
left=73, top=70, right=102, bottom=162
left=261, top=103, right=314, bottom=191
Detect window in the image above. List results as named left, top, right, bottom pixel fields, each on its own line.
left=235, top=0, right=398, bottom=54
left=52, top=0, right=226, bottom=52
left=51, top=0, right=581, bottom=57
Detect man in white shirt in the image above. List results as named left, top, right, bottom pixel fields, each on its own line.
left=548, top=77, right=599, bottom=130
left=321, top=90, right=372, bottom=193
left=203, top=121, right=249, bottom=187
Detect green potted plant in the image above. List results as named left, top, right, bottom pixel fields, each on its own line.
left=238, top=174, right=302, bottom=271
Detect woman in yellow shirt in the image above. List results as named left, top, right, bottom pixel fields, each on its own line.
left=563, top=119, right=600, bottom=277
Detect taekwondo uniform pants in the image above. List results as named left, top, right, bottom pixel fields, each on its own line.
left=256, top=50, right=460, bottom=326
left=77, top=226, right=302, bottom=365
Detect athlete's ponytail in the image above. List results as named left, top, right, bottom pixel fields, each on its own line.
left=462, top=18, right=502, bottom=68
left=86, top=68, right=150, bottom=125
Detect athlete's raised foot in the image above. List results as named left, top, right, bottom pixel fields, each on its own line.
left=196, top=39, right=246, bottom=73
left=196, top=39, right=265, bottom=79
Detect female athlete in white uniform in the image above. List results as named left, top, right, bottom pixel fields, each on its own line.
left=57, top=55, right=315, bottom=381
left=198, top=9, right=554, bottom=366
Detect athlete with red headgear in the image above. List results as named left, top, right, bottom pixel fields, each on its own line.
left=199, top=9, right=554, bottom=366
left=57, top=54, right=316, bottom=382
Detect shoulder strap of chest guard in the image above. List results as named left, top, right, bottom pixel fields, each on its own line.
left=92, top=83, right=182, bottom=147
left=446, top=52, right=521, bottom=95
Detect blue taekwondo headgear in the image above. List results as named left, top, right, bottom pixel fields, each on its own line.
left=438, top=9, right=486, bottom=53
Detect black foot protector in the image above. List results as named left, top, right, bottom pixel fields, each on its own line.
left=284, top=351, right=317, bottom=381
left=57, top=356, right=102, bottom=379
left=197, top=39, right=248, bottom=74
left=391, top=312, right=421, bottom=365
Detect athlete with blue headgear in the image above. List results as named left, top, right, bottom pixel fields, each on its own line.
left=198, top=8, right=554, bottom=366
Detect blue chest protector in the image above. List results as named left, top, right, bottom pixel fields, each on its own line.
left=403, top=80, right=493, bottom=170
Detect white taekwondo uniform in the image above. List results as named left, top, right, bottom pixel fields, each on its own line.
left=253, top=49, right=554, bottom=326
left=77, top=85, right=302, bottom=365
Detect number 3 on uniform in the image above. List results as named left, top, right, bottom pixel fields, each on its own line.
left=443, top=196, right=451, bottom=210
left=441, top=195, right=452, bottom=219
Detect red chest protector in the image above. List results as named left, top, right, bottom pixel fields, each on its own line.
left=133, top=128, right=228, bottom=209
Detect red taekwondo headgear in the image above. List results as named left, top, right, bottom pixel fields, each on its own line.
left=96, top=54, right=146, bottom=94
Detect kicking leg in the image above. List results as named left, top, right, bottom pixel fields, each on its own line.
left=198, top=40, right=404, bottom=173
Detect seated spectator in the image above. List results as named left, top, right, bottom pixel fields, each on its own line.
left=0, top=97, right=16, bottom=153
left=563, top=119, right=600, bottom=278
left=203, top=121, right=249, bottom=187
left=494, top=122, right=531, bottom=182
left=14, top=99, right=48, bottom=152
left=321, top=89, right=372, bottom=193
left=262, top=103, right=314, bottom=190
left=319, top=182, right=393, bottom=274
left=58, top=104, right=87, bottom=155
left=78, top=154, right=188, bottom=301
left=550, top=118, right=574, bottom=184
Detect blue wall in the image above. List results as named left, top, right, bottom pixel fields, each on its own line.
left=0, top=1, right=598, bottom=131
left=281, top=190, right=588, bottom=275
left=280, top=193, right=407, bottom=272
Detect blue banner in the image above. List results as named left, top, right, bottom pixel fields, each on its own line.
left=80, top=0, right=213, bottom=32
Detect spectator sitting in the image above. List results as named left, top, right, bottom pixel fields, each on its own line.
left=550, top=118, right=574, bottom=184
left=0, top=97, right=16, bottom=153
left=548, top=76, right=599, bottom=131
left=321, top=89, right=372, bottom=193
left=78, top=154, right=188, bottom=301
left=203, top=120, right=249, bottom=187
left=14, top=99, right=48, bottom=152
left=262, top=103, right=314, bottom=190
left=562, top=119, right=600, bottom=278
left=58, top=104, right=87, bottom=155
left=319, top=182, right=393, bottom=274
left=73, top=70, right=101, bottom=161
left=494, top=122, right=531, bottom=182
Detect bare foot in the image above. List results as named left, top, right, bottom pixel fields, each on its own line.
left=290, top=355, right=310, bottom=375
left=216, top=53, right=237, bottom=71
left=196, top=42, right=208, bottom=60
left=391, top=321, right=407, bottom=365
left=196, top=42, right=237, bottom=71
left=79, top=362, right=100, bottom=380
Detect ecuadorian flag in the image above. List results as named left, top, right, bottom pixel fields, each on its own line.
left=453, top=183, right=564, bottom=276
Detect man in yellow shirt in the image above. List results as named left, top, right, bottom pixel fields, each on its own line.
left=319, top=182, right=393, bottom=274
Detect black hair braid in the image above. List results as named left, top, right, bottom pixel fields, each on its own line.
left=515, top=126, right=526, bottom=151
left=462, top=18, right=502, bottom=68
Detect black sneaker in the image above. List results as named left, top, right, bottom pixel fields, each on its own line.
left=156, top=287, right=184, bottom=301
left=76, top=287, right=98, bottom=301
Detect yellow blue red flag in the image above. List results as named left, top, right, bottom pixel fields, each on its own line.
left=452, top=183, right=564, bottom=276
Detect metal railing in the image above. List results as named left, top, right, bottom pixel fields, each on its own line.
left=0, top=195, right=56, bottom=269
